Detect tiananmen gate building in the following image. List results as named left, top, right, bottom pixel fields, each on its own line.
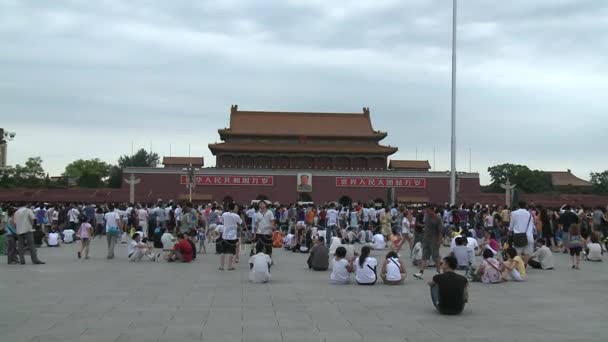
left=122, top=105, right=481, bottom=205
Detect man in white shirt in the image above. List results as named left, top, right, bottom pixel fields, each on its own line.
left=529, top=239, right=555, bottom=270
left=137, top=205, right=149, bottom=237
left=47, top=229, right=60, bottom=247
left=371, top=231, right=386, bottom=250
left=362, top=205, right=370, bottom=230
left=174, top=204, right=183, bottom=229
left=255, top=201, right=275, bottom=256
left=15, top=204, right=45, bottom=264
left=326, top=204, right=339, bottom=246
left=509, top=201, right=536, bottom=264
left=68, top=205, right=80, bottom=230
left=369, top=206, right=377, bottom=230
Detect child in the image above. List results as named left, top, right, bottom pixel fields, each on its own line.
left=77, top=218, right=94, bottom=259
left=389, top=226, right=403, bottom=253
left=567, top=224, right=583, bottom=269
left=330, top=246, right=353, bottom=284
left=283, top=229, right=296, bottom=250
left=197, top=226, right=207, bottom=254
left=452, top=237, right=473, bottom=271
left=371, top=229, right=385, bottom=250
left=249, top=241, right=272, bottom=283
left=411, top=241, right=422, bottom=266
left=47, top=228, right=61, bottom=247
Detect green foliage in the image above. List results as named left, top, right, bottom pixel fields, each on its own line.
left=64, top=159, right=111, bottom=188
left=0, top=157, right=46, bottom=187
left=107, top=165, right=123, bottom=188
left=590, top=170, right=608, bottom=194
left=487, top=163, right=553, bottom=193
left=118, top=149, right=159, bottom=168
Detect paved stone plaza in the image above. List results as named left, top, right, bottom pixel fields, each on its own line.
left=1, top=239, right=606, bottom=342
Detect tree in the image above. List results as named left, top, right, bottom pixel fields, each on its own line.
left=486, top=163, right=552, bottom=193
left=0, top=157, right=46, bottom=188
left=64, top=159, right=112, bottom=188
left=118, top=149, right=160, bottom=168
left=590, top=170, right=608, bottom=194
left=108, top=149, right=160, bottom=188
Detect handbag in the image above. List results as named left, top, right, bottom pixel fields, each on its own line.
left=108, top=226, right=121, bottom=236
left=513, top=213, right=532, bottom=248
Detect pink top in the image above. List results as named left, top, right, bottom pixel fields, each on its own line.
left=78, top=223, right=92, bottom=239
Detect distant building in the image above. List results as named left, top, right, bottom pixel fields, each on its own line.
left=123, top=105, right=480, bottom=205
left=162, top=157, right=204, bottom=168
left=546, top=169, right=593, bottom=193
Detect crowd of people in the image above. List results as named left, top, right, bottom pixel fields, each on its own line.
left=1, top=199, right=607, bottom=315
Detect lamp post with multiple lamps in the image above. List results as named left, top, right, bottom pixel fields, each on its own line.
left=182, top=164, right=200, bottom=203
left=0, top=128, right=17, bottom=168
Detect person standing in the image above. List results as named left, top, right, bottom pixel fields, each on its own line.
left=5, top=207, right=19, bottom=264
left=15, top=204, right=45, bottom=265
left=558, top=205, right=579, bottom=253
left=137, top=205, right=148, bottom=238
left=326, top=203, right=339, bottom=246
left=77, top=217, right=94, bottom=259
left=218, top=203, right=242, bottom=270
left=68, top=204, right=80, bottom=231
left=428, top=256, right=469, bottom=315
left=413, top=207, right=442, bottom=279
left=508, top=201, right=536, bottom=265
left=255, top=201, right=275, bottom=257
left=104, top=204, right=121, bottom=259
left=567, top=223, right=583, bottom=269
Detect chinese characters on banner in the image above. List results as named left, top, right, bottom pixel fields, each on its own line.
left=335, top=177, right=426, bottom=188
left=180, top=175, right=274, bottom=186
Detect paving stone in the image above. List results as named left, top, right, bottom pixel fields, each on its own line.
left=2, top=240, right=607, bottom=342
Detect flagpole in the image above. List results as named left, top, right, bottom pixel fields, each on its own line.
left=449, top=0, right=458, bottom=206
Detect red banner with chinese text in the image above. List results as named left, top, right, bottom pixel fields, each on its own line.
left=335, top=177, right=426, bottom=188
left=180, top=175, right=274, bottom=186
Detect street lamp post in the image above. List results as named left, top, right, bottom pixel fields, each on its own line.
left=0, top=128, right=17, bottom=168
left=183, top=164, right=199, bottom=203
left=449, top=0, right=458, bottom=206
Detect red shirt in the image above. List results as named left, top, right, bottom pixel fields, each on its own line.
left=174, top=239, right=193, bottom=262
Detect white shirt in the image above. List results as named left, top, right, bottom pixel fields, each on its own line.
left=466, top=237, right=479, bottom=250
left=48, top=232, right=60, bottom=246
left=369, top=208, right=377, bottom=222
left=284, top=233, right=295, bottom=247
left=401, top=217, right=411, bottom=234
left=255, top=210, right=275, bottom=235
left=587, top=242, right=602, bottom=261
left=161, top=232, right=175, bottom=250
left=63, top=229, right=75, bottom=243
left=51, top=210, right=59, bottom=221
left=372, top=234, right=385, bottom=250
left=362, top=208, right=370, bottom=222
left=453, top=245, right=472, bottom=267
left=128, top=240, right=138, bottom=255
left=354, top=257, right=378, bottom=284
left=137, top=209, right=148, bottom=222
left=14, top=207, right=35, bottom=235
left=327, top=209, right=339, bottom=226
left=220, top=212, right=242, bottom=240
left=68, top=208, right=80, bottom=223
left=248, top=252, right=272, bottom=283
left=174, top=207, right=183, bottom=221
left=385, top=257, right=403, bottom=281
left=509, top=209, right=535, bottom=241
left=330, top=258, right=351, bottom=284
left=104, top=211, right=120, bottom=232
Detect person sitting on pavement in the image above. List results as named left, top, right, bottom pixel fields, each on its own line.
left=380, top=251, right=406, bottom=285
left=47, top=228, right=61, bottom=247
left=128, top=232, right=159, bottom=262
left=330, top=246, right=354, bottom=285
left=307, top=236, right=329, bottom=271
left=451, top=236, right=473, bottom=272
left=584, top=232, right=603, bottom=262
left=475, top=248, right=504, bottom=284
left=354, top=245, right=378, bottom=285
left=502, top=247, right=526, bottom=281
left=528, top=239, right=555, bottom=270
left=249, top=241, right=272, bottom=283
left=428, top=255, right=469, bottom=315
left=370, top=228, right=386, bottom=250
left=166, top=233, right=193, bottom=263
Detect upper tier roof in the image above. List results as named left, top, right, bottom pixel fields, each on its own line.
left=162, top=157, right=204, bottom=168
left=219, top=105, right=387, bottom=138
left=546, top=170, right=592, bottom=187
left=389, top=160, right=431, bottom=171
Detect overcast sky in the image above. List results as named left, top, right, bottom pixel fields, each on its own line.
left=2, top=0, right=607, bottom=184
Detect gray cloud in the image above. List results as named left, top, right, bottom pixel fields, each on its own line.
left=1, top=0, right=607, bottom=184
